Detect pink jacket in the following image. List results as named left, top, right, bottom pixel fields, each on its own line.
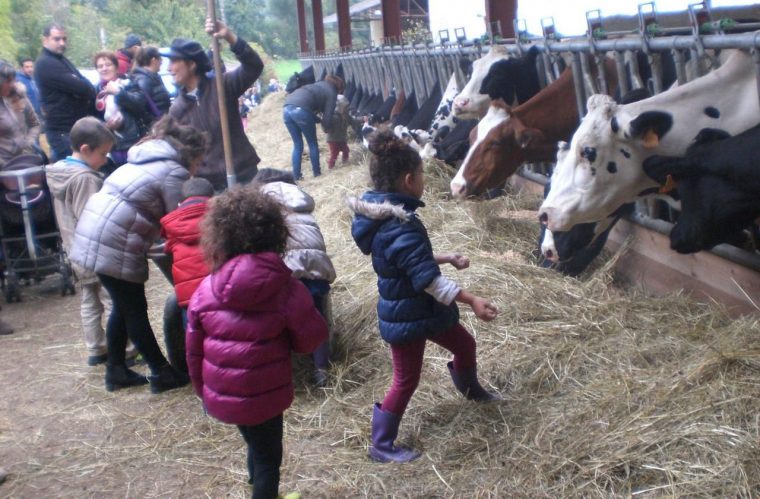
left=186, top=252, right=328, bottom=426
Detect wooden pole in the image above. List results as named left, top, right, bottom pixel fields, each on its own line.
left=207, top=0, right=236, bottom=187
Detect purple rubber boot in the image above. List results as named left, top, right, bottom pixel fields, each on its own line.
left=368, top=403, right=421, bottom=463
left=447, top=361, right=500, bottom=401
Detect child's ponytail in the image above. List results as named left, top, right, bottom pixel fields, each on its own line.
left=368, top=129, right=421, bottom=192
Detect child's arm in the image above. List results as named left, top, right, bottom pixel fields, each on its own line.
left=435, top=253, right=470, bottom=270
left=454, top=288, right=498, bottom=321
left=70, top=175, right=104, bottom=220
left=284, top=279, right=329, bottom=354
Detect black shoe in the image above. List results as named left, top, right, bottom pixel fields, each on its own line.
left=105, top=364, right=148, bottom=392
left=148, top=363, right=189, bottom=394
left=87, top=353, right=108, bottom=366
left=0, top=318, right=14, bottom=336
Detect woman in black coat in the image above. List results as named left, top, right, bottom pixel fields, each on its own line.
left=131, top=46, right=172, bottom=117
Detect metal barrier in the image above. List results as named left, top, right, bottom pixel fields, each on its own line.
left=299, top=4, right=760, bottom=272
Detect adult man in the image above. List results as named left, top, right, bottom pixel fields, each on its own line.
left=15, top=58, right=41, bottom=117
left=117, top=34, right=141, bottom=76
left=164, top=19, right=263, bottom=190
left=34, top=23, right=96, bottom=161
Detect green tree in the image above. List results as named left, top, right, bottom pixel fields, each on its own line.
left=0, top=0, right=19, bottom=62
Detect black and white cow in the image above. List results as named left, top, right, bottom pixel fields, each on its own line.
left=285, top=65, right=316, bottom=93
left=452, top=44, right=510, bottom=119
left=643, top=125, right=760, bottom=253
left=478, top=45, right=543, bottom=106
left=539, top=50, right=758, bottom=232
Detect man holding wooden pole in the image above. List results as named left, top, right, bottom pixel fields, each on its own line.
left=163, top=18, right=263, bottom=191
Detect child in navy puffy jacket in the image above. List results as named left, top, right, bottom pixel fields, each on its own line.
left=347, top=129, right=499, bottom=464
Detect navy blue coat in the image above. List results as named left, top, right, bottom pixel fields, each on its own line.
left=350, top=191, right=459, bottom=344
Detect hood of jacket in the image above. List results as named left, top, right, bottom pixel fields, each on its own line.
left=209, top=253, right=292, bottom=311
left=347, top=191, right=424, bottom=255
left=260, top=181, right=314, bottom=213
left=127, top=139, right=180, bottom=165
left=161, top=198, right=208, bottom=245
left=45, top=161, right=101, bottom=201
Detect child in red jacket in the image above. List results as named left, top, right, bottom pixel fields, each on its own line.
left=160, top=177, right=213, bottom=321
left=187, top=186, right=327, bottom=499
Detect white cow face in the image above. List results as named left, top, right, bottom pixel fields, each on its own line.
left=539, top=95, right=668, bottom=231
left=452, top=45, right=509, bottom=120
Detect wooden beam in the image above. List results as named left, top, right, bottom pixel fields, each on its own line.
left=337, top=0, right=352, bottom=50
left=312, top=0, right=326, bottom=52
left=485, top=0, right=517, bottom=38
left=296, top=0, right=309, bottom=53
left=382, top=0, right=401, bottom=44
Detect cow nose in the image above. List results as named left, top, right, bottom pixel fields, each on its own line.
left=450, top=181, right=467, bottom=199
left=539, top=211, right=549, bottom=226
left=454, top=97, right=469, bottom=110
left=544, top=248, right=559, bottom=262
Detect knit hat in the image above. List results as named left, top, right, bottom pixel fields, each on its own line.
left=124, top=34, right=142, bottom=49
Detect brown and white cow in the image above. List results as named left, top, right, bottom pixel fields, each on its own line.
left=539, top=49, right=758, bottom=232
left=450, top=58, right=619, bottom=199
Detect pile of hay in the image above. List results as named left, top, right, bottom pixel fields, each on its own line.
left=248, top=92, right=760, bottom=496
left=2, top=90, right=758, bottom=497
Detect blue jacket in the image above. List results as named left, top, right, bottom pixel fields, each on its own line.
left=16, top=72, right=41, bottom=117
left=349, top=191, right=459, bottom=344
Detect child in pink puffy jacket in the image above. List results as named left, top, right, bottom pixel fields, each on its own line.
left=186, top=185, right=328, bottom=499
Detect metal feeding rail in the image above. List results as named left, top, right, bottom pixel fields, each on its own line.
left=300, top=2, right=760, bottom=307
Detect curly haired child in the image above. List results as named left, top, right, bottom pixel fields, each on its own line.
left=187, top=185, right=328, bottom=499
left=347, top=129, right=499, bottom=463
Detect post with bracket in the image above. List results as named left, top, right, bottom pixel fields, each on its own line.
left=586, top=9, right=608, bottom=95
left=541, top=17, right=559, bottom=83
left=687, top=1, right=713, bottom=77
left=637, top=1, right=664, bottom=95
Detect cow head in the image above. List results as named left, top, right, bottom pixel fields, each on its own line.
left=450, top=100, right=549, bottom=198
left=644, top=153, right=760, bottom=253
left=538, top=94, right=671, bottom=231
left=453, top=45, right=509, bottom=120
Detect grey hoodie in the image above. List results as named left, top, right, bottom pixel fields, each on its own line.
left=70, top=139, right=189, bottom=283
left=46, top=159, right=104, bottom=283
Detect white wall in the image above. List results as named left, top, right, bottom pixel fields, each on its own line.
left=428, top=0, right=487, bottom=43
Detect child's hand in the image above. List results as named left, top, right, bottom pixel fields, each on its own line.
left=448, top=253, right=470, bottom=270
left=436, top=253, right=470, bottom=269
left=471, top=297, right=498, bottom=321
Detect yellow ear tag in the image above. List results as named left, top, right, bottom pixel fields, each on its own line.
left=659, top=174, right=677, bottom=194
left=643, top=130, right=660, bottom=148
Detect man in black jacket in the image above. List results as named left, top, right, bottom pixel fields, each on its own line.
left=164, top=19, right=263, bottom=190
left=34, top=23, right=97, bottom=161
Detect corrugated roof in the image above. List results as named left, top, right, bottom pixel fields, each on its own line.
left=323, top=0, right=381, bottom=24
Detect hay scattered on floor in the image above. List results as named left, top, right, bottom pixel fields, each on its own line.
left=2, top=90, right=759, bottom=498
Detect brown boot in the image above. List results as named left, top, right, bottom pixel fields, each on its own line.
left=0, top=318, right=13, bottom=336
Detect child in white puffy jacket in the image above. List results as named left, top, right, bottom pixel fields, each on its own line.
left=253, top=168, right=336, bottom=387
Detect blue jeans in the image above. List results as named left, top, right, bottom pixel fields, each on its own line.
left=46, top=130, right=72, bottom=162
left=283, top=105, right=320, bottom=179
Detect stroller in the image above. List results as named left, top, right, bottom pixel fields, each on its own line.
left=0, top=154, right=75, bottom=302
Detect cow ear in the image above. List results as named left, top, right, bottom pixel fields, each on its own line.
left=516, top=128, right=545, bottom=149
left=587, top=94, right=617, bottom=117
left=628, top=111, right=673, bottom=149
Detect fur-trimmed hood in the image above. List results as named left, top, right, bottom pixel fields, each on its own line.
left=347, top=191, right=424, bottom=255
